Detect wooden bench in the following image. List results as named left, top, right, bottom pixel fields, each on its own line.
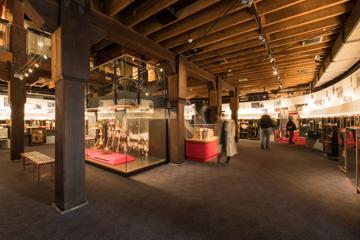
left=21, top=151, right=55, bottom=183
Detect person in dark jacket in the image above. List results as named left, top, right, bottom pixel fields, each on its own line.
left=259, top=114, right=273, bottom=150
left=286, top=117, right=297, bottom=144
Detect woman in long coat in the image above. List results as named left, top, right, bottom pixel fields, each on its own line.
left=218, top=119, right=238, bottom=164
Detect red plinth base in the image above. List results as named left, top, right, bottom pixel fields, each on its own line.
left=186, top=138, right=219, bottom=162
left=275, top=130, right=307, bottom=145
left=85, top=148, right=135, bottom=165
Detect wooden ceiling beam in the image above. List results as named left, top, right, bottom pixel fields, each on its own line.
left=157, top=0, right=304, bottom=49
left=168, top=21, right=258, bottom=51
left=90, top=9, right=176, bottom=69
left=223, top=62, right=317, bottom=81
left=190, top=27, right=337, bottom=64
left=207, top=50, right=328, bottom=73
left=265, top=2, right=352, bottom=34
left=119, top=0, right=179, bottom=28
left=188, top=13, right=345, bottom=63
left=194, top=37, right=332, bottom=67
left=103, top=0, right=134, bottom=17
left=150, top=0, right=248, bottom=43
left=217, top=56, right=322, bottom=76
left=139, top=0, right=221, bottom=36
left=264, top=0, right=352, bottom=25
left=269, top=15, right=347, bottom=41
left=182, top=31, right=260, bottom=56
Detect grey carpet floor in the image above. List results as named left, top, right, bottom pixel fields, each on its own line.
left=0, top=140, right=360, bottom=240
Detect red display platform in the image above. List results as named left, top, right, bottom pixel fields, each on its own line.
left=186, top=137, right=219, bottom=162
left=85, top=148, right=135, bottom=165
left=275, top=130, right=307, bottom=145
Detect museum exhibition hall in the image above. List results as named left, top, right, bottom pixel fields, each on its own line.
left=1, top=0, right=360, bottom=239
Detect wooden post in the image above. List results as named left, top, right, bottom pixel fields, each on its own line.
left=230, top=87, right=239, bottom=142
left=8, top=0, right=26, bottom=160
left=52, top=0, right=90, bottom=212
left=168, top=55, right=187, bottom=164
left=208, top=76, right=223, bottom=122
left=217, top=77, right=223, bottom=114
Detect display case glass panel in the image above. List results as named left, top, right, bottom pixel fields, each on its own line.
left=86, top=55, right=167, bottom=174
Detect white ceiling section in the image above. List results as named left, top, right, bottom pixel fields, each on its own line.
left=315, top=1, right=360, bottom=87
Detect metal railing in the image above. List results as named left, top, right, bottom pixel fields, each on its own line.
left=0, top=18, right=10, bottom=50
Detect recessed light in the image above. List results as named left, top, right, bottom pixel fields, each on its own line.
left=273, top=70, right=278, bottom=75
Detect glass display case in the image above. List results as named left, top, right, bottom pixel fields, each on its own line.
left=345, top=127, right=360, bottom=186
left=86, top=54, right=168, bottom=174
left=338, top=128, right=346, bottom=172
left=356, top=132, right=360, bottom=192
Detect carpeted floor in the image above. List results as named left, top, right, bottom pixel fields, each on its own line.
left=0, top=140, right=360, bottom=240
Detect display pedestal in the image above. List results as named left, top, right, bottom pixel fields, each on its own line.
left=186, top=137, right=219, bottom=162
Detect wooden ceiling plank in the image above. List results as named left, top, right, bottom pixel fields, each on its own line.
left=104, top=0, right=134, bottom=17
left=157, top=0, right=304, bottom=49
left=171, top=21, right=258, bottom=53
left=269, top=15, right=346, bottom=41
left=149, top=0, right=248, bottom=43
left=207, top=50, right=328, bottom=73
left=183, top=31, right=260, bottom=56
left=194, top=37, right=332, bottom=67
left=139, top=0, right=221, bottom=36
left=190, top=27, right=338, bottom=63
left=120, top=0, right=179, bottom=27
left=256, top=0, right=307, bottom=15
left=189, top=13, right=344, bottom=63
left=265, top=2, right=353, bottom=34
left=264, top=0, right=352, bottom=25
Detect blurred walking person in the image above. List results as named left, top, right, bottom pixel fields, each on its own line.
left=217, top=117, right=237, bottom=165
left=260, top=113, right=273, bottom=150
left=286, top=117, right=296, bottom=144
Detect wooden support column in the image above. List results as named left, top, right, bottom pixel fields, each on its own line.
left=9, top=0, right=26, bottom=160
left=168, top=55, right=187, bottom=164
left=208, top=81, right=218, bottom=123
left=230, top=87, right=239, bottom=142
left=217, top=77, right=223, bottom=114
left=52, top=1, right=90, bottom=212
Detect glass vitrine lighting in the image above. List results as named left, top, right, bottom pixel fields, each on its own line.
left=85, top=54, right=168, bottom=174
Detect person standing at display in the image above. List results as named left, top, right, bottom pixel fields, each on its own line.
left=217, top=115, right=237, bottom=165
left=286, top=117, right=297, bottom=144
left=259, top=113, right=273, bottom=150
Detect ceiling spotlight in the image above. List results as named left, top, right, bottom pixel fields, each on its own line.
left=43, top=55, right=48, bottom=59
left=258, top=34, right=266, bottom=43
left=145, top=92, right=149, bottom=96
left=34, top=63, right=39, bottom=68
left=28, top=68, right=33, bottom=73
left=19, top=76, right=23, bottom=80
left=159, top=68, right=164, bottom=72
left=131, top=57, right=135, bottom=61
left=273, top=70, right=278, bottom=75
left=187, top=38, right=193, bottom=44
left=24, top=73, right=29, bottom=77
left=241, top=0, right=253, bottom=7
left=228, top=69, right=232, bottom=73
